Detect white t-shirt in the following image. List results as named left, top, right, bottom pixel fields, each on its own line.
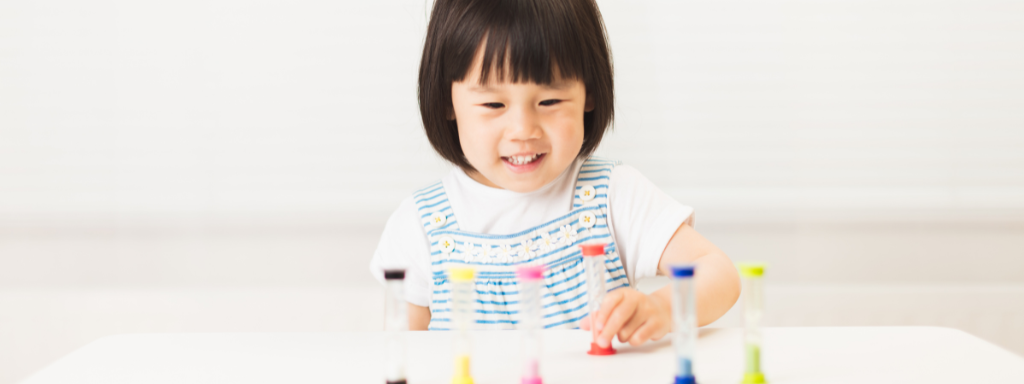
left=368, top=158, right=694, bottom=307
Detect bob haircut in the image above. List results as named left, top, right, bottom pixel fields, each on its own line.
left=418, top=0, right=614, bottom=171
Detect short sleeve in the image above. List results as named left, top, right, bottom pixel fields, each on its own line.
left=368, top=196, right=434, bottom=307
left=606, top=165, right=694, bottom=285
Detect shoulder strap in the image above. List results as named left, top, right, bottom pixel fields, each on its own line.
left=573, top=157, right=618, bottom=208
left=412, top=181, right=460, bottom=234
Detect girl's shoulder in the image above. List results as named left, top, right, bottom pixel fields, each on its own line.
left=581, top=156, right=622, bottom=167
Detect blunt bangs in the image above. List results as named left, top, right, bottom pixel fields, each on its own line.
left=419, top=0, right=615, bottom=171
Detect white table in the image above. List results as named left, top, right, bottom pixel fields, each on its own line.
left=21, top=327, right=1024, bottom=384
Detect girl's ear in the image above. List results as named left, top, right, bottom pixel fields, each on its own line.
left=584, top=93, right=595, bottom=112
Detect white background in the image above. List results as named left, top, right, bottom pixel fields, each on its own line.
left=1, top=0, right=1023, bottom=383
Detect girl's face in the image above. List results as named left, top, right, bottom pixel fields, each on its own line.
left=451, top=51, right=593, bottom=193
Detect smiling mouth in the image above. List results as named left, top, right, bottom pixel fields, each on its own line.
left=502, top=153, right=545, bottom=165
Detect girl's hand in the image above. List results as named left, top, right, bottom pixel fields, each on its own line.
left=579, top=288, right=672, bottom=347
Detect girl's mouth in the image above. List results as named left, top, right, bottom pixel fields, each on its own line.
left=501, top=153, right=546, bottom=173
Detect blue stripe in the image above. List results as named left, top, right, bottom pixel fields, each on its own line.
left=544, top=311, right=588, bottom=329
left=429, top=317, right=518, bottom=325
left=543, top=298, right=588, bottom=319
left=428, top=231, right=611, bottom=264
left=430, top=268, right=618, bottom=302
left=413, top=183, right=443, bottom=198
left=475, top=319, right=517, bottom=325
left=547, top=270, right=586, bottom=296
left=575, top=184, right=608, bottom=190
left=579, top=168, right=612, bottom=174
left=544, top=289, right=587, bottom=311
left=432, top=289, right=516, bottom=296
left=427, top=220, right=459, bottom=232
left=429, top=206, right=604, bottom=240
left=420, top=205, right=451, bottom=219
left=582, top=160, right=616, bottom=167
left=428, top=294, right=620, bottom=331
left=431, top=266, right=586, bottom=296
left=433, top=298, right=520, bottom=306
left=414, top=191, right=446, bottom=204
left=607, top=274, right=628, bottom=284
left=417, top=198, right=450, bottom=211
left=432, top=261, right=592, bottom=279
left=536, top=234, right=612, bottom=267
left=544, top=253, right=614, bottom=272
left=432, top=308, right=520, bottom=316
left=430, top=269, right=582, bottom=298
left=430, top=253, right=616, bottom=285
left=578, top=176, right=610, bottom=182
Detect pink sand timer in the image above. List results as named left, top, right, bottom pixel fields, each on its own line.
left=517, top=265, right=545, bottom=384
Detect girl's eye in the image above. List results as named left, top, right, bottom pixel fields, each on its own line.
left=539, top=99, right=562, bottom=106
left=482, top=102, right=505, bottom=109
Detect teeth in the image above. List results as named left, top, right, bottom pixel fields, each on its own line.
left=507, top=154, right=541, bottom=165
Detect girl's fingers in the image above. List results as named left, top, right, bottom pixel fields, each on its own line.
left=628, top=320, right=660, bottom=346
left=650, top=323, right=671, bottom=341
left=579, top=316, right=591, bottom=331
left=597, top=296, right=637, bottom=347
left=616, top=311, right=646, bottom=343
left=593, top=290, right=624, bottom=332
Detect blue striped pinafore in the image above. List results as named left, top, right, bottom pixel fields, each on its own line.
left=414, top=157, right=630, bottom=330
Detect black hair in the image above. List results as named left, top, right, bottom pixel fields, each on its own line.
left=418, top=0, right=614, bottom=171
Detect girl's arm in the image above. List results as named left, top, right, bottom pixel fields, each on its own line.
left=655, top=223, right=741, bottom=325
left=581, top=223, right=741, bottom=346
left=408, top=303, right=431, bottom=330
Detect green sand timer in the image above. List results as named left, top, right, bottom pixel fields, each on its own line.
left=738, top=263, right=768, bottom=384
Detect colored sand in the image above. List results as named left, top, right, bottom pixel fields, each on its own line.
left=522, top=360, right=543, bottom=384
left=522, top=358, right=542, bottom=384
left=745, top=344, right=761, bottom=373
left=526, top=359, right=539, bottom=377
left=743, top=372, right=766, bottom=384
left=452, top=354, right=474, bottom=384
left=678, top=357, right=692, bottom=377
left=674, top=357, right=695, bottom=384
left=743, top=344, right=766, bottom=383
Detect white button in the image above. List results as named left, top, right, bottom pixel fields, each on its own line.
left=579, top=185, right=596, bottom=202
left=438, top=236, right=456, bottom=254
left=429, top=212, right=447, bottom=228
left=579, top=211, right=597, bottom=228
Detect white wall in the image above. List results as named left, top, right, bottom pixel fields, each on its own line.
left=1, top=0, right=1023, bottom=383
left=3, top=0, right=1022, bottom=222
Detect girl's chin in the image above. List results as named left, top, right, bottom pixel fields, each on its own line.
left=499, top=179, right=548, bottom=193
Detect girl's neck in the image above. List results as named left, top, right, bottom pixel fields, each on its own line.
left=464, top=170, right=502, bottom=189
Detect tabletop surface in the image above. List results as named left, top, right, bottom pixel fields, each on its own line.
left=21, top=327, right=1024, bottom=384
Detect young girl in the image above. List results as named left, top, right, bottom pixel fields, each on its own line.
left=370, top=0, right=740, bottom=348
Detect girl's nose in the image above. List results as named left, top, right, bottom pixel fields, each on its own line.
left=506, top=106, right=543, bottom=141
